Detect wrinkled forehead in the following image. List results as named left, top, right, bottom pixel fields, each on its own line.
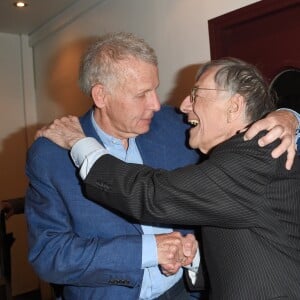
left=195, top=67, right=219, bottom=88
left=112, top=57, right=158, bottom=86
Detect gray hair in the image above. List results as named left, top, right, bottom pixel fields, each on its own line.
left=195, top=58, right=275, bottom=122
left=79, top=32, right=158, bottom=95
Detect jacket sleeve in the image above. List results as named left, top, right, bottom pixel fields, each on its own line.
left=25, top=140, right=143, bottom=287
left=83, top=135, right=280, bottom=228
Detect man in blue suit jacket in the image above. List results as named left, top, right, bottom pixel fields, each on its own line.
left=26, top=105, right=201, bottom=300
left=25, top=32, right=201, bottom=300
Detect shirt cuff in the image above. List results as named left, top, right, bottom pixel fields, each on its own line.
left=70, top=137, right=108, bottom=179
left=141, top=234, right=158, bottom=268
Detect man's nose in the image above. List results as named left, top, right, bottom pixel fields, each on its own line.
left=148, top=90, right=161, bottom=111
left=180, top=95, right=193, bottom=114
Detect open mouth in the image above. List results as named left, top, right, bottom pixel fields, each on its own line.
left=188, top=119, right=199, bottom=127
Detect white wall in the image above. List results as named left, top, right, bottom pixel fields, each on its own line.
left=0, top=33, right=39, bottom=295
left=0, top=33, right=27, bottom=194
left=30, top=0, right=259, bottom=123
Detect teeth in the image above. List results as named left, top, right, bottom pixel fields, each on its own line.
left=188, top=120, right=199, bottom=126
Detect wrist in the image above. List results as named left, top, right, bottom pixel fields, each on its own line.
left=277, top=108, right=300, bottom=130
left=288, top=111, right=299, bottom=132
left=70, top=136, right=86, bottom=149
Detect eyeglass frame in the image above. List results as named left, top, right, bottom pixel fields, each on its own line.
left=190, top=87, right=227, bottom=103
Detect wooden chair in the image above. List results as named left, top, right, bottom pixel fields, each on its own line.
left=0, top=198, right=24, bottom=300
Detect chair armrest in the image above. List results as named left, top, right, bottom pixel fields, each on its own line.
left=0, top=198, right=24, bottom=219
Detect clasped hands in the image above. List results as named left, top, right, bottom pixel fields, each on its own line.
left=156, top=232, right=198, bottom=276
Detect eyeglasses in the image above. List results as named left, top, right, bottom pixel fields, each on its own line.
left=190, top=87, right=227, bottom=103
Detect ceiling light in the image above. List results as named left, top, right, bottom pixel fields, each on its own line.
left=13, top=1, right=28, bottom=8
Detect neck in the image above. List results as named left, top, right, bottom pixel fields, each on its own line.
left=93, top=108, right=129, bottom=150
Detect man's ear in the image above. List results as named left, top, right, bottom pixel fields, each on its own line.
left=227, top=93, right=245, bottom=123
left=91, top=84, right=107, bottom=108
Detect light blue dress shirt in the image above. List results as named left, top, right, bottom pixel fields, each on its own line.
left=91, top=115, right=182, bottom=300
left=292, top=110, right=300, bottom=142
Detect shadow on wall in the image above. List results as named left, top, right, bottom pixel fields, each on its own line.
left=46, top=37, right=99, bottom=117
left=166, top=64, right=201, bottom=108
left=0, top=124, right=46, bottom=296
left=0, top=125, right=34, bottom=198
left=0, top=122, right=47, bottom=197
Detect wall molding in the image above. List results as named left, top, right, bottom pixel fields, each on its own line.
left=28, top=0, right=106, bottom=47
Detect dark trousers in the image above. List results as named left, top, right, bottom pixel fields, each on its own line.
left=190, top=291, right=209, bottom=299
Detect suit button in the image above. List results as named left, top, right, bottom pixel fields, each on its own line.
left=108, top=279, right=117, bottom=284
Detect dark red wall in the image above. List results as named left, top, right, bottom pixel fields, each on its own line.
left=208, top=0, right=300, bottom=84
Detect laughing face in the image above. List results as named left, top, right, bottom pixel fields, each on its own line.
left=180, top=67, right=239, bottom=154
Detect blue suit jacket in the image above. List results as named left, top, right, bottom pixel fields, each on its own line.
left=25, top=105, right=200, bottom=300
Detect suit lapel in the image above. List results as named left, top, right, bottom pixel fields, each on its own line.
left=136, top=137, right=168, bottom=169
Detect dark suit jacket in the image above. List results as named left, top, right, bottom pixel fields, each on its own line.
left=83, top=131, right=300, bottom=299
left=25, top=106, right=200, bottom=300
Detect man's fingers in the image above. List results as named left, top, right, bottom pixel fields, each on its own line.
left=270, top=135, right=292, bottom=158
left=158, top=243, right=184, bottom=266
left=34, top=116, right=84, bottom=149
left=257, top=133, right=296, bottom=171
left=245, top=123, right=284, bottom=145
left=244, top=119, right=269, bottom=141
left=183, top=234, right=198, bottom=260
left=257, top=125, right=284, bottom=147
left=183, top=243, right=192, bottom=257
left=244, top=110, right=298, bottom=170
left=156, top=233, right=185, bottom=265
left=35, top=125, right=48, bottom=140
left=160, top=262, right=182, bottom=276
left=284, top=145, right=296, bottom=171
left=182, top=234, right=197, bottom=258
left=35, top=130, right=42, bottom=140
left=167, top=244, right=181, bottom=260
